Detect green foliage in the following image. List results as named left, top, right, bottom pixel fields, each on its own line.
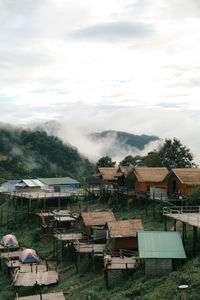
left=188, top=186, right=200, bottom=205
left=0, top=128, right=95, bottom=182
left=119, top=155, right=136, bottom=166
left=96, top=156, right=116, bottom=169
left=159, top=138, right=195, bottom=170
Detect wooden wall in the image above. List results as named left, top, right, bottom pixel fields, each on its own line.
left=111, top=237, right=138, bottom=250
left=167, top=173, right=194, bottom=196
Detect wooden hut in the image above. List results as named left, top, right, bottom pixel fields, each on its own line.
left=163, top=168, right=200, bottom=196
left=78, top=211, right=115, bottom=240
left=116, top=166, right=134, bottom=187
left=127, top=167, right=168, bottom=191
left=138, top=231, right=186, bottom=275
left=106, top=219, right=143, bottom=250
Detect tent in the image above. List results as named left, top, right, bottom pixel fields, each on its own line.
left=1, top=234, right=18, bottom=247
left=19, top=249, right=38, bottom=264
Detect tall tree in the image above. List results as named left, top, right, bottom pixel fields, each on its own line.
left=159, top=138, right=195, bottom=170
left=96, top=156, right=116, bottom=169
left=119, top=155, right=136, bottom=166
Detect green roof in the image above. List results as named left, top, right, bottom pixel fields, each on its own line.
left=38, top=177, right=79, bottom=185
left=138, top=231, right=186, bottom=259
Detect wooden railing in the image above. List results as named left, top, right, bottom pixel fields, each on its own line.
left=163, top=206, right=200, bottom=215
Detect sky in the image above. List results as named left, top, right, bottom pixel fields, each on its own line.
left=1, top=0, right=200, bottom=163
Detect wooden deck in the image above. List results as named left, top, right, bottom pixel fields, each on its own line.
left=13, top=269, right=58, bottom=287
left=0, top=245, right=19, bottom=251
left=35, top=211, right=54, bottom=217
left=104, top=255, right=139, bottom=270
left=163, top=206, right=200, bottom=228
left=74, top=243, right=106, bottom=255
left=15, top=292, right=65, bottom=300
left=54, top=232, right=83, bottom=241
left=9, top=191, right=77, bottom=200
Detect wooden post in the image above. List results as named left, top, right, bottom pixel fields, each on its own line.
left=145, top=197, right=148, bottom=217
left=193, top=226, right=197, bottom=257
left=1, top=205, right=3, bottom=225
left=92, top=250, right=95, bottom=272
left=29, top=198, right=31, bottom=214
left=104, top=269, right=109, bottom=289
left=58, top=198, right=60, bottom=210
left=164, top=216, right=167, bottom=231
left=20, top=197, right=23, bottom=220
left=182, top=222, right=185, bottom=246
left=174, top=220, right=176, bottom=231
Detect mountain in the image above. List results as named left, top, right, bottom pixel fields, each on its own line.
left=0, top=127, right=95, bottom=182
left=90, top=130, right=160, bottom=150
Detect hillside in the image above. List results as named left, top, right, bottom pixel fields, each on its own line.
left=0, top=127, right=95, bottom=182
left=90, top=130, right=160, bottom=151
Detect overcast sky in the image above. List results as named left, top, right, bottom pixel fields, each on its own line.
left=1, top=0, right=200, bottom=163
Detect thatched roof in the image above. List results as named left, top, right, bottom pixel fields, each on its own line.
left=164, top=168, right=200, bottom=186
left=107, top=219, right=144, bottom=238
left=130, top=167, right=168, bottom=183
left=81, top=211, right=115, bottom=226
left=98, top=168, right=118, bottom=181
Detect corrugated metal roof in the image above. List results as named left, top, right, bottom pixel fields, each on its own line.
left=23, top=179, right=46, bottom=187
left=38, top=177, right=79, bottom=185
left=138, top=231, right=186, bottom=259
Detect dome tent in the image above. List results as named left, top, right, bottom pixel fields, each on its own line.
left=1, top=234, right=18, bottom=247
left=19, top=249, right=38, bottom=264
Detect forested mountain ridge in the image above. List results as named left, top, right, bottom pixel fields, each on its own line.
left=90, top=130, right=160, bottom=150
left=0, top=127, right=95, bottom=183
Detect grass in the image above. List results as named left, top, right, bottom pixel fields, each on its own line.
left=1, top=196, right=200, bottom=299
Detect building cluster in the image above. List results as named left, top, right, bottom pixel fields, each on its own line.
left=87, top=166, right=200, bottom=197
left=0, top=177, right=79, bottom=194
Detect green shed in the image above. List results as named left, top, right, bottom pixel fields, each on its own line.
left=138, top=231, right=186, bottom=276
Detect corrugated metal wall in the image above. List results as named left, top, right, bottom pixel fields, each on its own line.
left=145, top=258, right=172, bottom=275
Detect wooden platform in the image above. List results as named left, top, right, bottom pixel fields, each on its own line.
left=163, top=206, right=200, bottom=228
left=35, top=211, right=54, bottom=217
left=15, top=292, right=65, bottom=300
left=104, top=255, right=139, bottom=270
left=0, top=250, right=21, bottom=259
left=54, top=233, right=83, bottom=241
left=7, top=260, right=47, bottom=272
left=13, top=269, right=58, bottom=287
left=9, top=191, right=84, bottom=200
left=74, top=243, right=106, bottom=255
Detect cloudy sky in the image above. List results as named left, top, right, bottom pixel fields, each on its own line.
left=1, top=0, right=200, bottom=163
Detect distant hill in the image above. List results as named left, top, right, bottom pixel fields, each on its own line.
left=0, top=127, right=95, bottom=182
left=90, top=130, right=160, bottom=151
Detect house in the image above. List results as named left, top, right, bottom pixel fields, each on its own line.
left=91, top=168, right=119, bottom=188
left=38, top=177, right=79, bottom=192
left=106, top=219, right=143, bottom=250
left=15, top=179, right=46, bottom=193
left=163, top=168, right=200, bottom=196
left=1, top=180, right=21, bottom=193
left=78, top=211, right=115, bottom=240
left=127, top=167, right=168, bottom=192
left=138, top=231, right=186, bottom=275
left=116, top=166, right=135, bottom=187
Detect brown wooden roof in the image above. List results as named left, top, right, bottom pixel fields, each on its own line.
left=107, top=219, right=144, bottom=238
left=168, top=168, right=200, bottom=186
left=98, top=168, right=118, bottom=181
left=131, top=167, right=168, bottom=183
left=117, top=166, right=135, bottom=177
left=81, top=211, right=115, bottom=226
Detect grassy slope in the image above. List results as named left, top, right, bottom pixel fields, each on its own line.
left=1, top=198, right=200, bottom=299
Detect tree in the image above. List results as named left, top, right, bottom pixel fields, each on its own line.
left=119, top=155, right=136, bottom=166
left=96, top=156, right=116, bottom=169
left=159, top=138, right=195, bottom=170
left=188, top=187, right=200, bottom=205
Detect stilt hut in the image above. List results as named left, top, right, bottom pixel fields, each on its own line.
left=127, top=167, right=168, bottom=191
left=163, top=168, right=200, bottom=197
left=78, top=211, right=115, bottom=241
left=106, top=219, right=143, bottom=250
